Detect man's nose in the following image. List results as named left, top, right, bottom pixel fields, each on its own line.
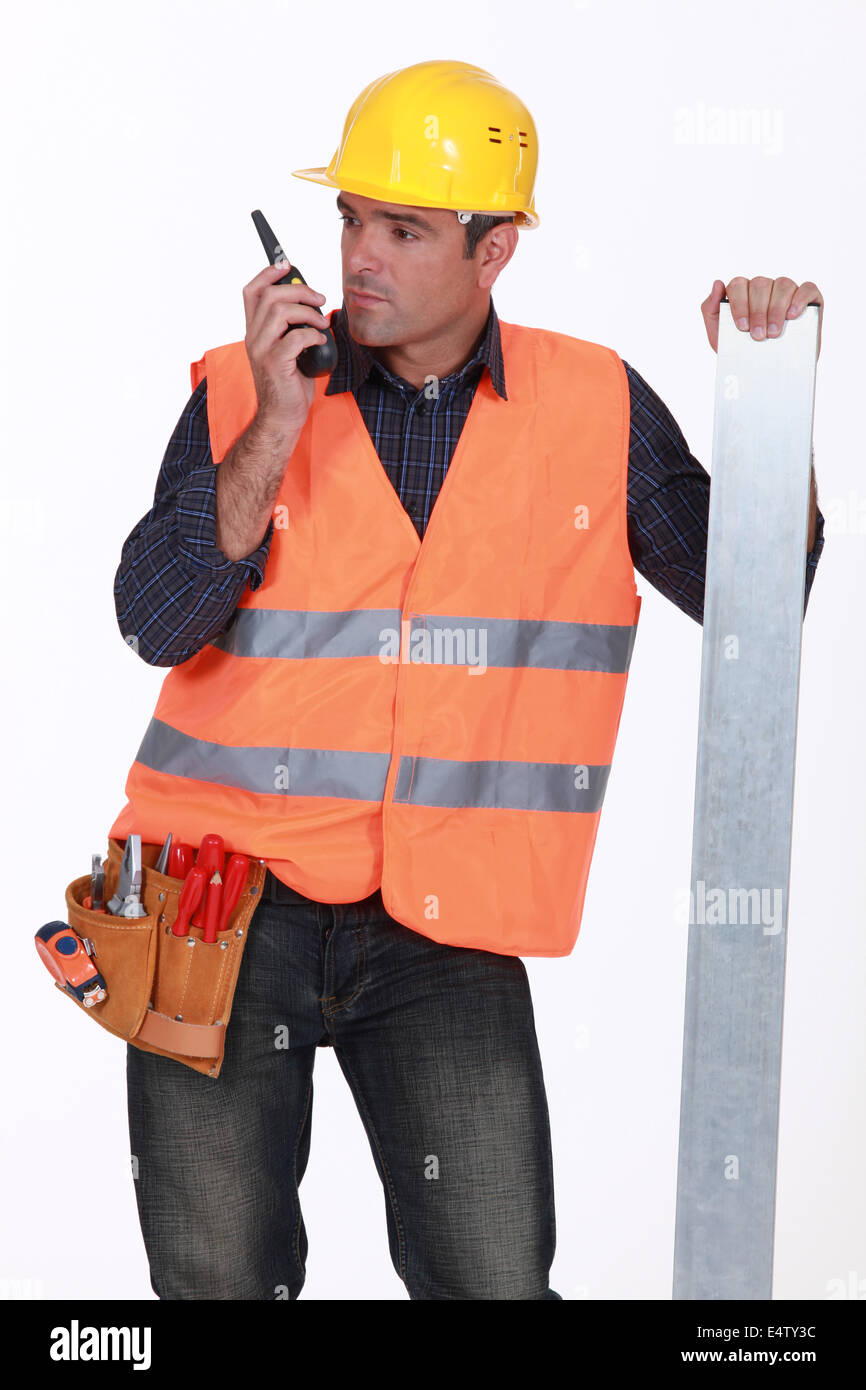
left=344, top=227, right=384, bottom=275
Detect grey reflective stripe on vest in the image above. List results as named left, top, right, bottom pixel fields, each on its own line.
left=209, top=608, right=403, bottom=660
left=394, top=756, right=612, bottom=813
left=136, top=719, right=612, bottom=813
left=135, top=718, right=390, bottom=801
left=408, top=613, right=636, bottom=672
left=210, top=608, right=637, bottom=672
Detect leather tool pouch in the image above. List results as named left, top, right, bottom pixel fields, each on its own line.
left=60, top=837, right=267, bottom=1078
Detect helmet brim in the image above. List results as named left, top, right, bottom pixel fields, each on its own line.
left=290, top=166, right=539, bottom=228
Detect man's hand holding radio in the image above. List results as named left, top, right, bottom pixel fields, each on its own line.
left=215, top=263, right=328, bottom=562
left=246, top=261, right=329, bottom=429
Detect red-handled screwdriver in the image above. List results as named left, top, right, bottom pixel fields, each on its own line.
left=171, top=866, right=207, bottom=937
left=201, top=870, right=223, bottom=944
left=217, top=854, right=250, bottom=933
left=169, top=842, right=194, bottom=879
left=191, top=834, right=225, bottom=929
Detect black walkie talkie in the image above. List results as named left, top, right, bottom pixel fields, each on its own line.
left=251, top=209, right=338, bottom=379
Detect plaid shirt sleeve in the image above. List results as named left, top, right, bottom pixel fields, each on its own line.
left=113, top=378, right=274, bottom=666
left=623, top=361, right=825, bottom=624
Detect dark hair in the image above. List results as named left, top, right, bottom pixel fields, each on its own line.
left=462, top=213, right=516, bottom=258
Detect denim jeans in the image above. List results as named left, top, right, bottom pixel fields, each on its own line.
left=126, top=873, right=562, bottom=1300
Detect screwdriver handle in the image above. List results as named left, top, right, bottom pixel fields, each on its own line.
left=195, top=834, right=225, bottom=876
left=172, top=866, right=207, bottom=937
left=201, top=870, right=223, bottom=945
left=169, top=842, right=193, bottom=879
left=191, top=835, right=225, bottom=928
left=217, top=854, right=250, bottom=933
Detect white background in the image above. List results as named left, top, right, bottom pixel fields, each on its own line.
left=2, top=0, right=863, bottom=1301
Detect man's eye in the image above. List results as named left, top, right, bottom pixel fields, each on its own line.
left=337, top=215, right=416, bottom=241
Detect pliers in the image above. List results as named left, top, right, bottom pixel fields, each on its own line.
left=107, top=835, right=147, bottom=918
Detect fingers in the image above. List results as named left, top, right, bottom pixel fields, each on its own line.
left=253, top=321, right=327, bottom=374
left=700, top=281, right=726, bottom=352
left=786, top=281, right=822, bottom=318
left=728, top=276, right=803, bottom=339
left=700, top=279, right=725, bottom=318
left=244, top=263, right=327, bottom=346
left=726, top=275, right=751, bottom=330
left=255, top=297, right=328, bottom=355
left=244, top=262, right=325, bottom=316
left=713, top=276, right=823, bottom=356
left=766, top=277, right=797, bottom=337
left=249, top=283, right=326, bottom=343
left=702, top=278, right=726, bottom=307
left=745, top=276, right=773, bottom=338
left=283, top=323, right=329, bottom=360
left=242, top=262, right=294, bottom=322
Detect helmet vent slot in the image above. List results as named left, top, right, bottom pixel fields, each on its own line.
left=487, top=127, right=528, bottom=148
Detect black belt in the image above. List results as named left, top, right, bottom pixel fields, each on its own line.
left=261, top=870, right=316, bottom=904
left=261, top=869, right=384, bottom=908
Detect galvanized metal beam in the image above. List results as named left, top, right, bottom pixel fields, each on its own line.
left=672, top=301, right=819, bottom=1300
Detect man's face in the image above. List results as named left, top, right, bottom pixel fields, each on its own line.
left=336, top=190, right=494, bottom=351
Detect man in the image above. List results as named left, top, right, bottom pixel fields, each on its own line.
left=111, top=60, right=825, bottom=1300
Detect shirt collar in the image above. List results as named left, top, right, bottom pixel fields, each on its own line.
left=324, top=295, right=507, bottom=401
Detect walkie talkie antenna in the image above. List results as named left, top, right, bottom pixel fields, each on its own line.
left=251, top=209, right=288, bottom=266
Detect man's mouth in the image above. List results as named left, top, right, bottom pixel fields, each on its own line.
left=346, top=289, right=386, bottom=304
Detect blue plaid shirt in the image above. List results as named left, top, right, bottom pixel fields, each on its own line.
left=115, top=298, right=825, bottom=665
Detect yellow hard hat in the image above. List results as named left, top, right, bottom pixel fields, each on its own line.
left=292, top=59, right=540, bottom=229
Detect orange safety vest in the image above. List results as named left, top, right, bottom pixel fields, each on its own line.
left=109, top=311, right=641, bottom=957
